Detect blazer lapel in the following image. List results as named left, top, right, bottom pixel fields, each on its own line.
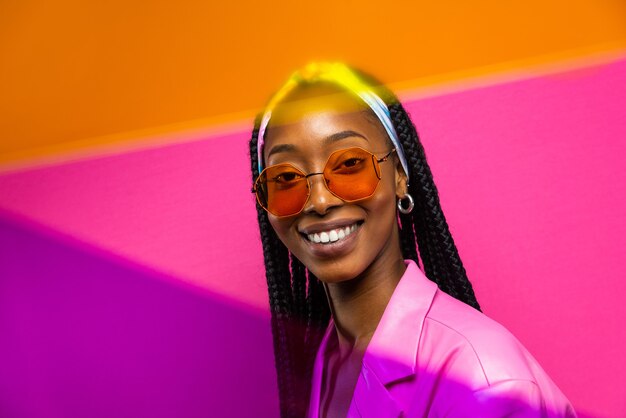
left=349, top=363, right=403, bottom=418
left=348, top=260, right=439, bottom=417
left=309, top=260, right=438, bottom=418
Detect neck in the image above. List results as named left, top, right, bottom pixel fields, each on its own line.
left=324, top=253, right=406, bottom=357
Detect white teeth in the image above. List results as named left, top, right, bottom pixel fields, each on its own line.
left=305, top=223, right=359, bottom=244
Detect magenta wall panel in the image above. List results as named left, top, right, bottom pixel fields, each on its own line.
left=405, top=62, right=626, bottom=417
left=0, top=211, right=278, bottom=417
left=1, top=59, right=625, bottom=417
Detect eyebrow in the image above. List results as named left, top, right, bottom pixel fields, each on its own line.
left=266, top=130, right=368, bottom=159
left=267, top=143, right=297, bottom=159
left=324, top=130, right=369, bottom=145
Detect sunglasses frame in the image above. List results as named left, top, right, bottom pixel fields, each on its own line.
left=252, top=147, right=397, bottom=217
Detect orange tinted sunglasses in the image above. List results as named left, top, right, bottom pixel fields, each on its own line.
left=253, top=147, right=396, bottom=217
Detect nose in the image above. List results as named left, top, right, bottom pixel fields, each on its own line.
left=303, top=173, right=343, bottom=215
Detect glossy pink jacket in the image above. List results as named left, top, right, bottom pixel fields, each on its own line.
left=307, top=260, right=577, bottom=417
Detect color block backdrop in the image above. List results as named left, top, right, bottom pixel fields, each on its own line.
left=1, top=1, right=626, bottom=417
left=1, top=57, right=625, bottom=417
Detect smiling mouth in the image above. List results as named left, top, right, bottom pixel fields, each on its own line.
left=304, top=222, right=361, bottom=244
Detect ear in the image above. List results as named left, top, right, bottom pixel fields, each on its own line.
left=394, top=159, right=408, bottom=198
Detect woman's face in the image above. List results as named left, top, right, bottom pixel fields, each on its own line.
left=262, top=87, right=407, bottom=283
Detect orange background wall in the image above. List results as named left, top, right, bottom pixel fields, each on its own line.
left=1, top=0, right=626, bottom=164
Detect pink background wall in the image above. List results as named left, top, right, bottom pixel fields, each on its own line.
left=1, top=59, right=624, bottom=417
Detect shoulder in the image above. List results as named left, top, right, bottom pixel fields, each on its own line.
left=407, top=289, right=577, bottom=416
left=420, top=288, right=542, bottom=385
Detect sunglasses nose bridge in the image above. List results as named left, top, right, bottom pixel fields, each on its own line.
left=305, top=171, right=330, bottom=196
left=303, top=171, right=342, bottom=214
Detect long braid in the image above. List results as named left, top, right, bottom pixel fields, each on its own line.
left=399, top=212, right=419, bottom=266
left=251, top=124, right=295, bottom=416
left=302, top=271, right=331, bottom=404
left=394, top=104, right=451, bottom=293
left=290, top=254, right=306, bottom=324
left=389, top=102, right=481, bottom=310
left=288, top=253, right=308, bottom=402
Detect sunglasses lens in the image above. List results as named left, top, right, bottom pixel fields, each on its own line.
left=324, top=148, right=380, bottom=200
left=255, top=148, right=385, bottom=216
left=256, top=164, right=309, bottom=217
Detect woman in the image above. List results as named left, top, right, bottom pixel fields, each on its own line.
left=249, top=63, right=576, bottom=417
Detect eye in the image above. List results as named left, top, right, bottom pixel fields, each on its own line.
left=273, top=172, right=302, bottom=183
left=341, top=157, right=364, bottom=168
left=332, top=156, right=367, bottom=174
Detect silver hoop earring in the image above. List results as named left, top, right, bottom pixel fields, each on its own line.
left=397, top=193, right=414, bottom=214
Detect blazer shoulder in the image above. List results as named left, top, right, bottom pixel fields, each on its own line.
left=422, top=289, right=538, bottom=385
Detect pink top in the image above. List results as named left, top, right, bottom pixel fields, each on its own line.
left=307, top=260, right=577, bottom=417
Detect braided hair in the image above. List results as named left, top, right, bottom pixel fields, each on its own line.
left=249, top=70, right=480, bottom=418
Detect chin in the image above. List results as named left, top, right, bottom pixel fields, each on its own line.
left=303, top=256, right=368, bottom=284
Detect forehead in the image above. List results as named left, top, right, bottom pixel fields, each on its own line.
left=263, top=84, right=390, bottom=161
left=269, top=83, right=368, bottom=123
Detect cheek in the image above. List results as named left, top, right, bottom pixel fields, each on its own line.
left=369, top=172, right=399, bottom=213
left=365, top=177, right=400, bottom=233
left=368, top=194, right=398, bottom=233
left=268, top=216, right=297, bottom=249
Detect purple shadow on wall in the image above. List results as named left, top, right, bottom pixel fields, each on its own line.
left=0, top=209, right=279, bottom=418
left=0, top=207, right=603, bottom=418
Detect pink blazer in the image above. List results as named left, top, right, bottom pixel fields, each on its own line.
left=307, top=260, right=576, bottom=417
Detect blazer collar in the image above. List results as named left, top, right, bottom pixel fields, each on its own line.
left=308, top=260, right=438, bottom=417
left=360, top=259, right=438, bottom=385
